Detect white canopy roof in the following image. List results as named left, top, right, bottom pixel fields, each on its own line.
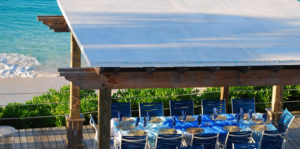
left=58, top=0, right=300, bottom=67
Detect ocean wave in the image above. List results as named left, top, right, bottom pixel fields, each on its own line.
left=0, top=53, right=58, bottom=78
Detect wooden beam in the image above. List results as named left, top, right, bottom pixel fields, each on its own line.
left=220, top=86, right=229, bottom=113
left=59, top=67, right=300, bottom=89
left=37, top=16, right=68, bottom=32
left=98, top=89, right=112, bottom=149
left=70, top=33, right=81, bottom=119
left=271, top=85, right=283, bottom=112
left=66, top=33, right=83, bottom=148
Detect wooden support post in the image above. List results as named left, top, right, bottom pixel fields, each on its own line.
left=269, top=85, right=284, bottom=121
left=98, top=89, right=112, bottom=149
left=220, top=86, right=229, bottom=113
left=66, top=33, right=84, bottom=148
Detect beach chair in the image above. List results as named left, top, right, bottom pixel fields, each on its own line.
left=89, top=114, right=98, bottom=149
left=201, top=99, right=226, bottom=115
left=170, top=100, right=194, bottom=116
left=231, top=98, right=255, bottom=113
left=233, top=143, right=259, bottom=149
left=222, top=131, right=253, bottom=149
left=191, top=133, right=219, bottom=149
left=139, top=102, right=164, bottom=117
left=277, top=108, right=295, bottom=131
left=111, top=102, right=131, bottom=118
left=154, top=134, right=183, bottom=149
left=114, top=134, right=148, bottom=149
left=259, top=130, right=286, bottom=149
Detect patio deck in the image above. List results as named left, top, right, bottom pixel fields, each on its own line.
left=12, top=112, right=300, bottom=149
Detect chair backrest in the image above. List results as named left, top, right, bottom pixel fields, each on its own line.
left=233, top=143, right=259, bottom=149
left=156, top=134, right=182, bottom=149
left=192, top=133, right=218, bottom=149
left=231, top=98, right=255, bottom=113
left=278, top=108, right=295, bottom=131
left=111, top=102, right=131, bottom=118
left=225, top=131, right=252, bottom=149
left=170, top=100, right=194, bottom=116
left=201, top=99, right=226, bottom=115
left=121, top=136, right=147, bottom=149
left=139, top=102, right=164, bottom=117
left=259, top=130, right=285, bottom=149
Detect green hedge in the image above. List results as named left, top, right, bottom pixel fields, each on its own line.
left=0, top=85, right=299, bottom=128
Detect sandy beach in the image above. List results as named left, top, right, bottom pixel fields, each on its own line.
left=0, top=77, right=69, bottom=105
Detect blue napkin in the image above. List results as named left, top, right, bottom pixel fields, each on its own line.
left=248, top=109, right=253, bottom=119
left=236, top=114, right=240, bottom=123
left=172, top=116, right=176, bottom=127
left=213, top=108, right=218, bottom=120
left=135, top=117, right=140, bottom=127
left=263, top=113, right=267, bottom=123
left=182, top=110, right=187, bottom=121
left=117, top=111, right=122, bottom=121
left=147, top=111, right=151, bottom=121
left=143, top=116, right=147, bottom=127
left=197, top=114, right=202, bottom=126
left=240, top=108, right=244, bottom=119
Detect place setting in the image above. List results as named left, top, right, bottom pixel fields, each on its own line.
left=178, top=110, right=196, bottom=122
left=250, top=114, right=268, bottom=131
left=223, top=125, right=241, bottom=132
left=184, top=114, right=205, bottom=134
left=210, top=108, right=227, bottom=121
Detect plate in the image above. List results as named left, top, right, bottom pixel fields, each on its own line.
left=252, top=119, right=263, bottom=124
left=150, top=117, right=162, bottom=123
left=158, top=128, right=177, bottom=134
left=128, top=130, right=147, bottom=136
left=223, top=125, right=241, bottom=132
left=251, top=125, right=268, bottom=131
left=116, top=124, right=134, bottom=130
left=186, top=127, right=204, bottom=134
left=178, top=115, right=196, bottom=122
left=210, top=115, right=227, bottom=120
left=243, top=114, right=257, bottom=120
left=115, top=117, right=135, bottom=123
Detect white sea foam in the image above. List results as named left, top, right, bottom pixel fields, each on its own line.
left=0, top=53, right=58, bottom=78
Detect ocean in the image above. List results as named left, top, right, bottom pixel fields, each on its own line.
left=0, top=0, right=70, bottom=78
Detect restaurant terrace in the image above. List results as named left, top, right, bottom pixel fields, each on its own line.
left=33, top=0, right=300, bottom=148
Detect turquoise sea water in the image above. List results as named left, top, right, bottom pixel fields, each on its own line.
left=0, top=0, right=70, bottom=77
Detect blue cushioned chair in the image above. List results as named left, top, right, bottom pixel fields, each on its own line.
left=192, top=133, right=219, bottom=149
left=139, top=102, right=164, bottom=117
left=259, top=130, right=286, bottom=149
left=201, top=99, right=226, bottom=115
left=111, top=102, right=131, bottom=118
left=231, top=98, right=255, bottom=113
left=223, top=131, right=253, bottom=149
left=154, top=134, right=183, bottom=149
left=115, top=135, right=148, bottom=149
left=277, top=108, right=295, bottom=131
left=233, top=143, right=259, bottom=149
left=170, top=100, right=194, bottom=116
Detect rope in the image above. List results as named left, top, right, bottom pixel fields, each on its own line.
left=0, top=111, right=98, bottom=120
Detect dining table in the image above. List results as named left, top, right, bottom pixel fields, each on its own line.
left=111, top=113, right=277, bottom=148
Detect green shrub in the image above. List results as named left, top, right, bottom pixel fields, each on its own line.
left=0, top=86, right=98, bottom=128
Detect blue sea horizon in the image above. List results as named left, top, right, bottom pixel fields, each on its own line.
left=0, top=0, right=70, bottom=78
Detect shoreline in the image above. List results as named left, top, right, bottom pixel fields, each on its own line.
left=0, top=77, right=69, bottom=105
